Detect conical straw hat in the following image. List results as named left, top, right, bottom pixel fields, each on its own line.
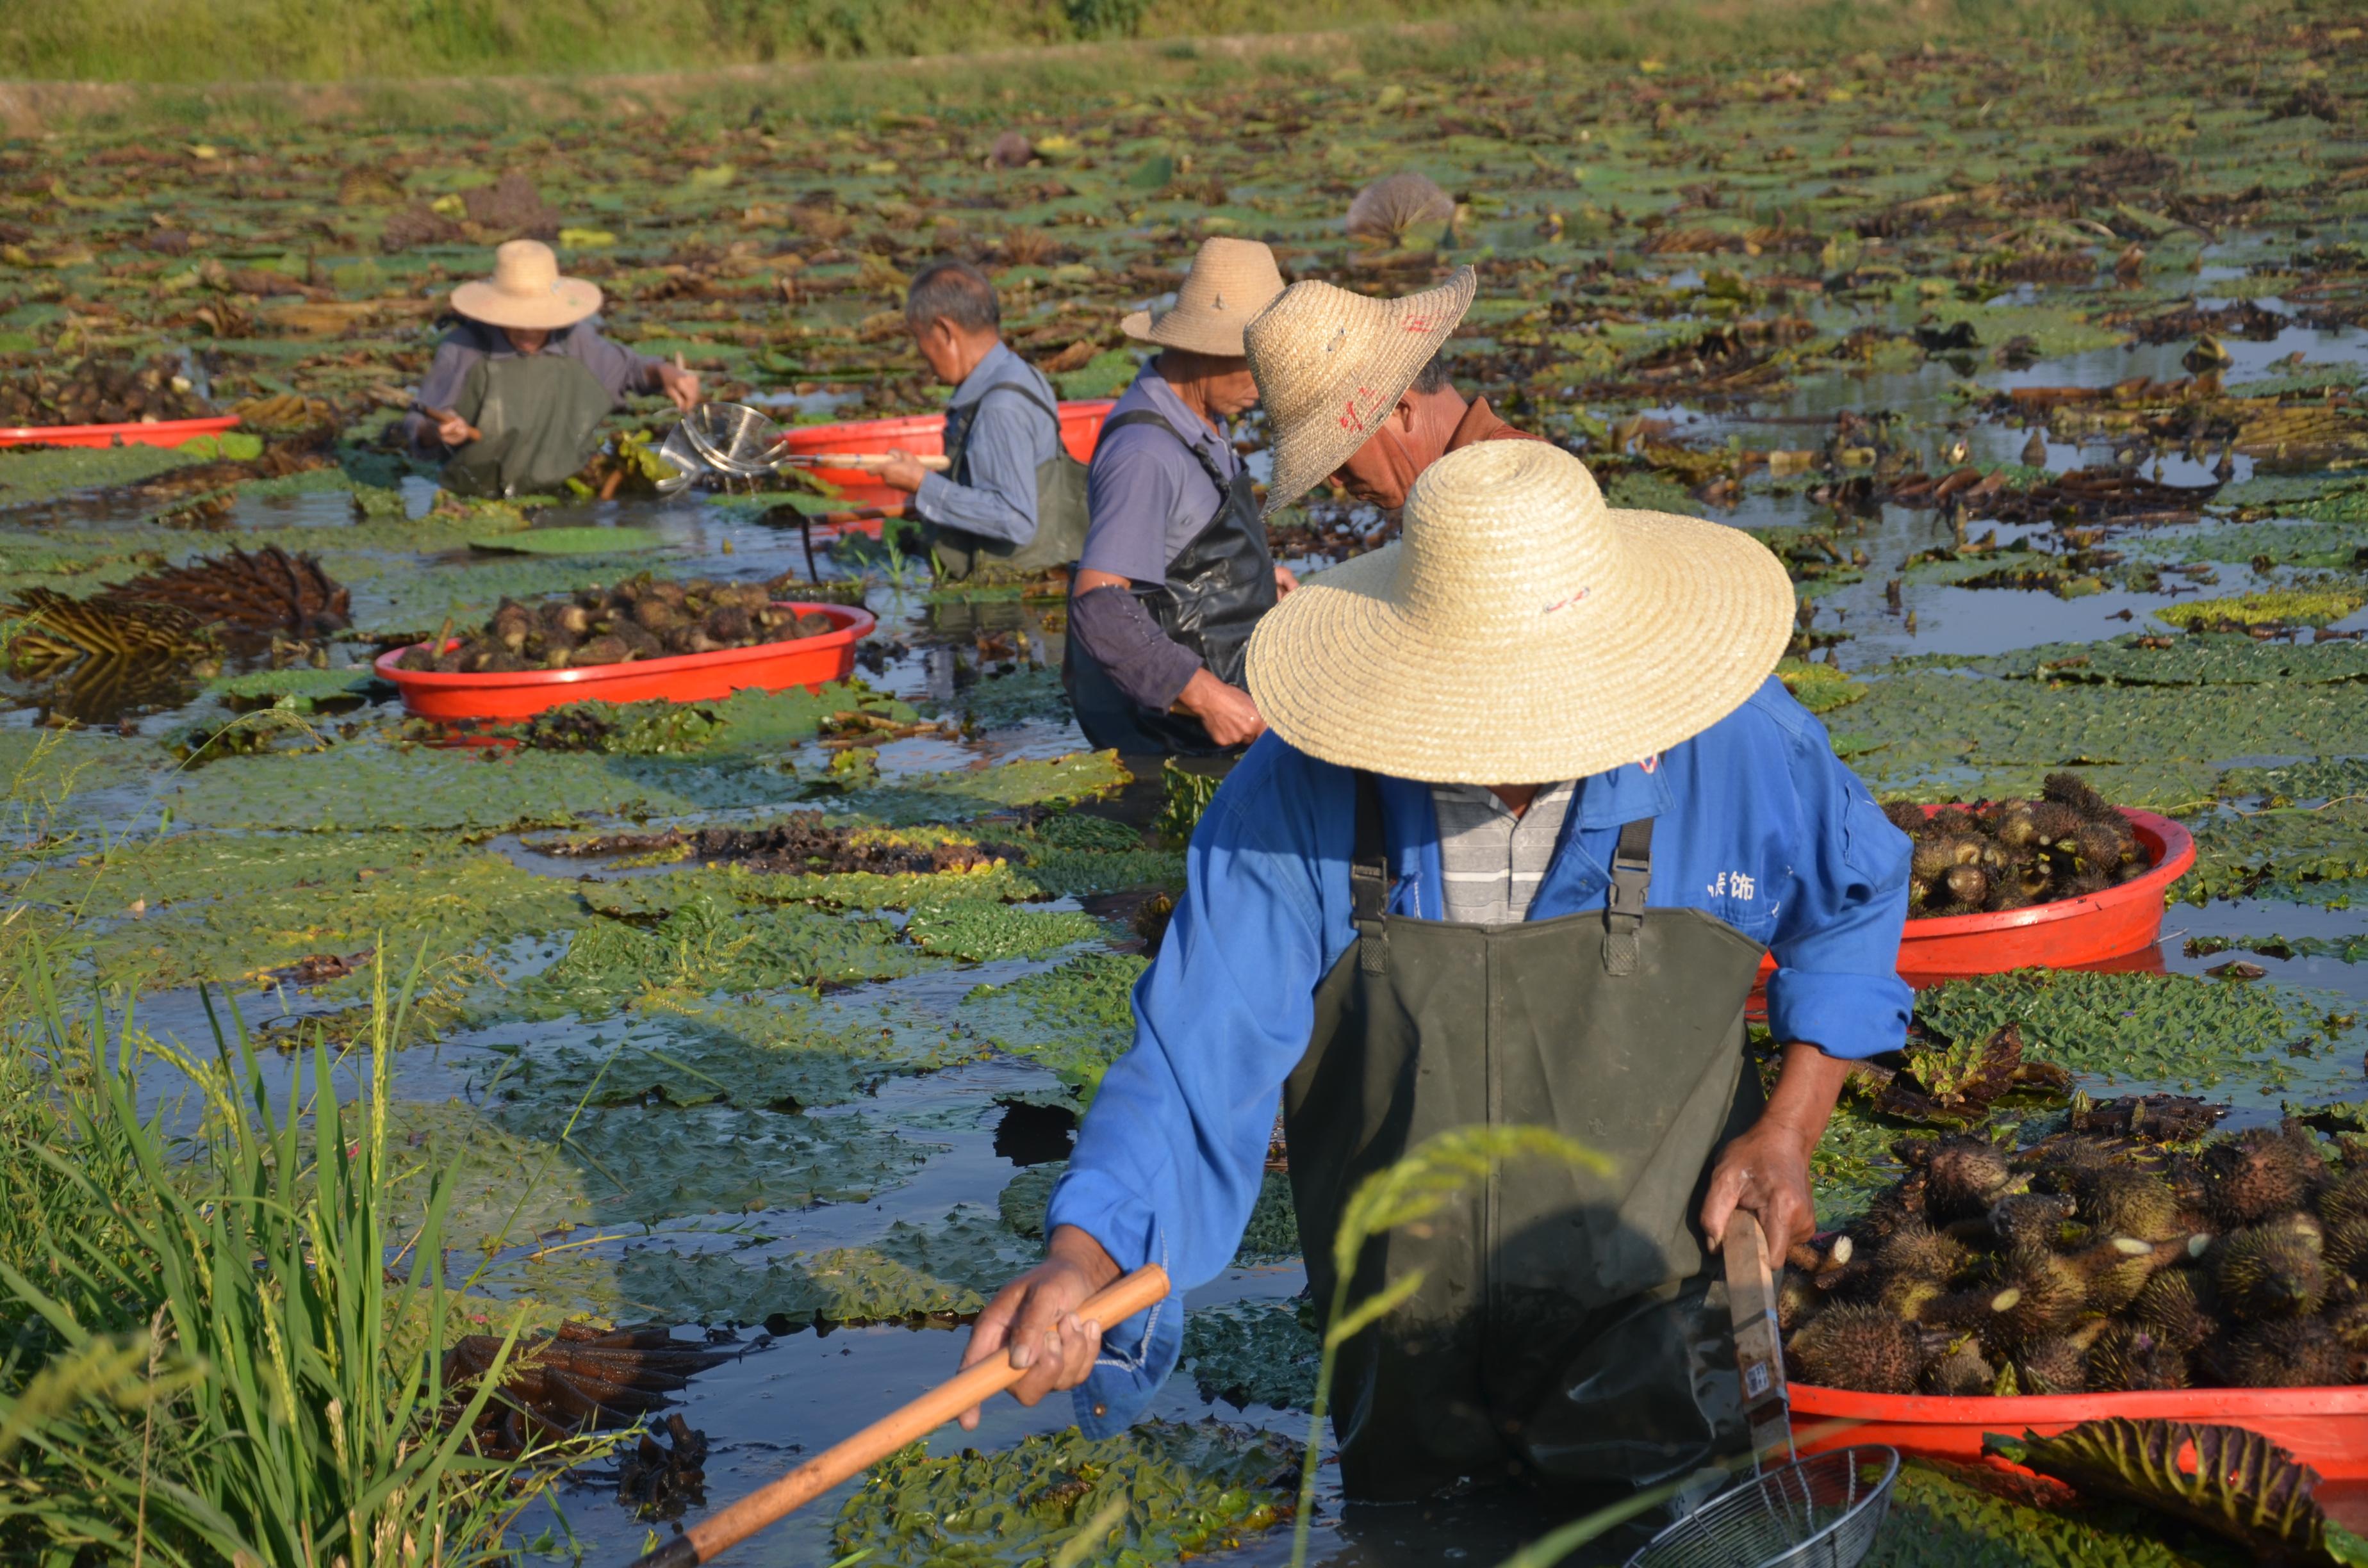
left=1244, top=441, right=1795, bottom=785
left=1119, top=237, right=1285, bottom=358
left=1244, top=267, right=1477, bottom=518
left=450, top=240, right=603, bottom=331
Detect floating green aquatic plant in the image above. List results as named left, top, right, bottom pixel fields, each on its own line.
left=1870, top=1457, right=2248, bottom=1568
left=1907, top=634, right=2368, bottom=687
left=2153, top=588, right=2367, bottom=632
left=1776, top=657, right=1868, bottom=715
left=964, top=952, right=1146, bottom=1100
left=901, top=896, right=1107, bottom=962
left=1181, top=1300, right=1320, bottom=1412
left=466, top=525, right=665, bottom=555
left=1154, top=758, right=1222, bottom=849
left=204, top=664, right=386, bottom=707
left=2183, top=798, right=2368, bottom=905
left=1914, top=970, right=2360, bottom=1093
left=832, top=1419, right=1297, bottom=1568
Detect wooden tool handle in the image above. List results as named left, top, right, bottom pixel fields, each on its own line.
left=626, top=1264, right=1171, bottom=1568
left=788, top=451, right=950, bottom=471
left=420, top=404, right=483, bottom=445
left=1722, top=1212, right=1795, bottom=1471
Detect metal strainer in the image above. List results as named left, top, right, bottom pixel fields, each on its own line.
left=680, top=402, right=792, bottom=477
left=1622, top=1447, right=1898, bottom=1568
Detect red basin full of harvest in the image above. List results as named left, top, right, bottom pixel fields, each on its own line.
left=0, top=415, right=242, bottom=450
left=1791, top=1381, right=2368, bottom=1487
left=375, top=602, right=875, bottom=722
left=1750, top=806, right=2194, bottom=1006
left=777, top=398, right=1116, bottom=509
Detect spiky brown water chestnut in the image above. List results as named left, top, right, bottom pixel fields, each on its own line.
left=1920, top=1334, right=1994, bottom=1397
left=2203, top=1123, right=2323, bottom=1229
left=1875, top=1221, right=1973, bottom=1284
left=1777, top=1271, right=1824, bottom=1334
left=2221, top=1317, right=2349, bottom=1389
left=1989, top=1191, right=2077, bottom=1252
left=1786, top=1305, right=1922, bottom=1394
left=2014, top=1334, right=2091, bottom=1394
left=2082, top=1166, right=2183, bottom=1243
left=2212, top=1223, right=2326, bottom=1321
left=2087, top=1323, right=2190, bottom=1392
left=2323, top=1167, right=2368, bottom=1231
left=1984, top=1245, right=2088, bottom=1348
left=2325, top=1214, right=2368, bottom=1280
left=2042, top=770, right=2116, bottom=824
left=2128, top=1268, right=2218, bottom=1353
left=1925, top=1136, right=2016, bottom=1222
left=2069, top=1234, right=2176, bottom=1315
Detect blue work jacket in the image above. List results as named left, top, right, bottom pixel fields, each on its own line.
left=1043, top=676, right=1913, bottom=1435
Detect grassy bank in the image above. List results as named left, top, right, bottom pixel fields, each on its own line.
left=0, top=0, right=2264, bottom=121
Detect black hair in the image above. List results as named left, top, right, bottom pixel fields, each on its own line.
left=1408, top=350, right=1451, bottom=395
left=904, top=258, right=1000, bottom=332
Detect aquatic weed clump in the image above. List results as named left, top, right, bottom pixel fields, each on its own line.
left=832, top=1420, right=1297, bottom=1567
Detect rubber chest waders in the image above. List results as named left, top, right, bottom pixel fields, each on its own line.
left=1283, top=774, right=1770, bottom=1501
left=1062, top=409, right=1279, bottom=756
left=925, top=380, right=1092, bottom=582
left=438, top=353, right=613, bottom=500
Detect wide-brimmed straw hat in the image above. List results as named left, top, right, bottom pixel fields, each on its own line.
left=450, top=240, right=603, bottom=331
left=1120, top=237, right=1285, bottom=359
left=1244, top=441, right=1795, bottom=785
left=1245, top=268, right=1477, bottom=518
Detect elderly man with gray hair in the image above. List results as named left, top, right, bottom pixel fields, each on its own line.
left=877, top=259, right=1089, bottom=581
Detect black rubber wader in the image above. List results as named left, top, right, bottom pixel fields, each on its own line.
left=1063, top=409, right=1279, bottom=756
left=925, top=380, right=1092, bottom=582
left=439, top=353, right=613, bottom=499
left=1282, top=773, right=1770, bottom=1501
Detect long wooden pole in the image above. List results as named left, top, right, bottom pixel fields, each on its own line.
left=623, top=1264, right=1172, bottom=1568
left=781, top=452, right=950, bottom=472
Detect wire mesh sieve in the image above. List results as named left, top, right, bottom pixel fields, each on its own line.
left=1622, top=1446, right=1898, bottom=1568
left=680, top=402, right=791, bottom=477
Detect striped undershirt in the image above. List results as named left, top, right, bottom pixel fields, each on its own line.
left=1429, top=780, right=1579, bottom=926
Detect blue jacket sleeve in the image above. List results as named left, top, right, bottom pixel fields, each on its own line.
left=916, top=392, right=1042, bottom=546
left=1045, top=743, right=1332, bottom=1432
left=1762, top=694, right=1914, bottom=1060
left=565, top=323, right=659, bottom=405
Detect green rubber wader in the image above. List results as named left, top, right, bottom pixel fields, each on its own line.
left=926, top=381, right=1092, bottom=583
left=1283, top=772, right=1770, bottom=1501
left=440, top=352, right=613, bottom=500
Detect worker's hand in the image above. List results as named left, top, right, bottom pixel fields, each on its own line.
left=877, top=449, right=930, bottom=493
left=958, top=1225, right=1121, bottom=1430
left=1273, top=565, right=1299, bottom=597
left=1700, top=1118, right=1818, bottom=1257
left=436, top=412, right=477, bottom=447
left=1701, top=1042, right=1852, bottom=1257
left=655, top=359, right=701, bottom=412
left=1175, top=667, right=1266, bottom=747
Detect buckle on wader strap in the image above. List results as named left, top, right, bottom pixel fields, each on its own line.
left=1602, top=816, right=1654, bottom=975
left=1351, top=771, right=1390, bottom=974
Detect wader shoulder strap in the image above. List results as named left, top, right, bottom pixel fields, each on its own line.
left=977, top=377, right=1065, bottom=432
left=1602, top=817, right=1654, bottom=976
left=1351, top=771, right=1392, bottom=976
left=1101, top=407, right=1233, bottom=493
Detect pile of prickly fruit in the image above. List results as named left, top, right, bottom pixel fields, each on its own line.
left=394, top=575, right=837, bottom=674
left=0, top=352, right=212, bottom=427
left=1784, top=1120, right=2368, bottom=1397
left=1884, top=771, right=2148, bottom=917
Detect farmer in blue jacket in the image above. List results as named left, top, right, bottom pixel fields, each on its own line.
left=955, top=440, right=1914, bottom=1499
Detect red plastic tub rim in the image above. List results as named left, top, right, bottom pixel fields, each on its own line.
left=0, top=414, right=242, bottom=450
left=772, top=399, right=1116, bottom=507
left=374, top=601, right=874, bottom=694
left=1790, top=1378, right=2368, bottom=1482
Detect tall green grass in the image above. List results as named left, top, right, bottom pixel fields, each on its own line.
left=0, top=943, right=597, bottom=1566
left=1, top=0, right=2279, bottom=97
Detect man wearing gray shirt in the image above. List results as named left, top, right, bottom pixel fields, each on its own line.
left=1064, top=238, right=1290, bottom=755
left=879, top=261, right=1087, bottom=580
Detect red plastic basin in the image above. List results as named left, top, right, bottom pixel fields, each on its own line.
left=776, top=398, right=1116, bottom=509
left=375, top=602, right=875, bottom=722
left=0, top=414, right=241, bottom=450
left=1791, top=1380, right=2368, bottom=1485
left=1750, top=806, right=2194, bottom=1004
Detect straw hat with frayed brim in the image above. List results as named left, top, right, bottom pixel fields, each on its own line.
left=1119, top=237, right=1285, bottom=359
left=450, top=240, right=603, bottom=332
left=1245, top=267, right=1477, bottom=518
left=1245, top=441, right=1795, bottom=785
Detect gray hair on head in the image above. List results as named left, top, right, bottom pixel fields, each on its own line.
left=905, top=258, right=1001, bottom=332
left=1408, top=350, right=1450, bottom=396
